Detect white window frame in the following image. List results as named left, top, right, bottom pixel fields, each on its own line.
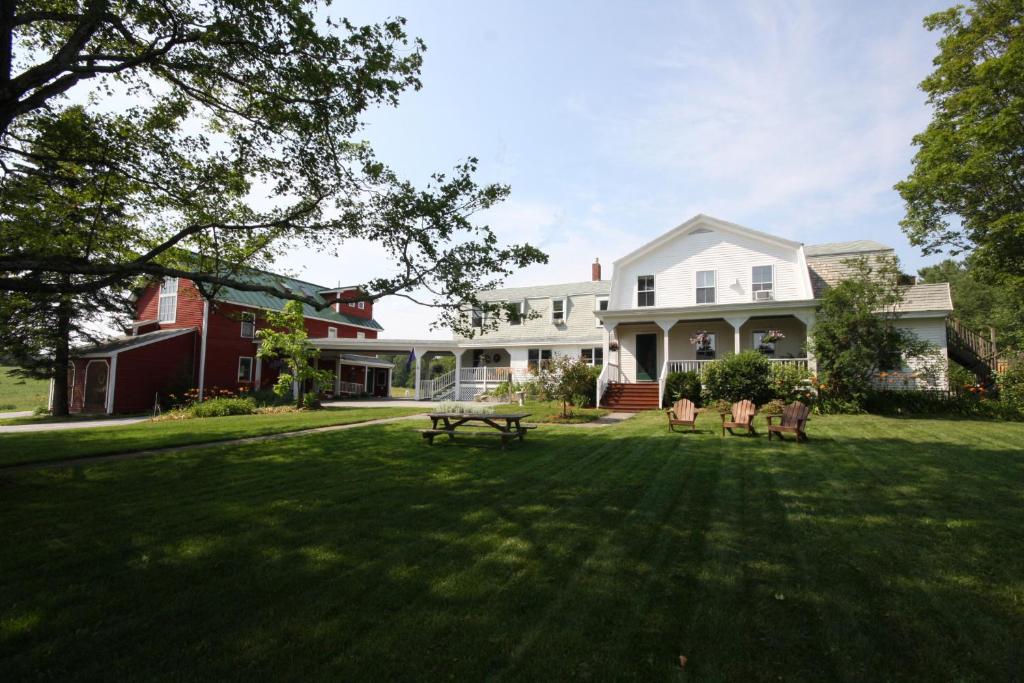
left=752, top=265, right=774, bottom=300
left=637, top=275, right=655, bottom=307
left=356, top=331, right=366, bottom=339
left=357, top=301, right=366, bottom=310
left=508, top=299, right=526, bottom=326
left=158, top=277, right=178, bottom=323
left=240, top=312, right=256, bottom=339
left=581, top=347, right=604, bottom=366
left=550, top=297, right=566, bottom=324
left=696, top=270, right=716, bottom=304
left=327, top=327, right=338, bottom=339
left=237, top=356, right=254, bottom=383
left=471, top=307, right=484, bottom=329
left=695, top=332, right=717, bottom=359
left=595, top=296, right=609, bottom=327
left=753, top=330, right=776, bottom=356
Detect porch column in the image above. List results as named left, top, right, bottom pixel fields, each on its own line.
left=386, top=367, right=393, bottom=398
left=794, top=311, right=817, bottom=372
left=254, top=355, right=263, bottom=389
left=655, top=319, right=675, bottom=407
left=724, top=316, right=750, bottom=356
left=334, top=359, right=341, bottom=395
left=454, top=351, right=462, bottom=402
left=604, top=321, right=618, bottom=378
left=413, top=347, right=426, bottom=399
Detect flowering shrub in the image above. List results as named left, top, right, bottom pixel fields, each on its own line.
left=167, top=385, right=247, bottom=409
left=189, top=397, right=257, bottom=418
left=770, top=364, right=814, bottom=403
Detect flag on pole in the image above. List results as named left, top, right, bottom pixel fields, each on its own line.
left=405, top=349, right=416, bottom=372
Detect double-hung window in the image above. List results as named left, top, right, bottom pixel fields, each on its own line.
left=550, top=298, right=566, bottom=323
left=595, top=297, right=609, bottom=327
left=581, top=347, right=604, bottom=366
left=240, top=312, right=256, bottom=339
left=471, top=308, right=484, bottom=329
left=357, top=301, right=365, bottom=310
left=696, top=271, right=716, bottom=304
left=157, top=277, right=178, bottom=322
left=527, top=348, right=552, bottom=372
left=238, top=356, right=254, bottom=382
left=637, top=276, right=655, bottom=307
left=752, top=265, right=774, bottom=300
left=327, top=327, right=338, bottom=339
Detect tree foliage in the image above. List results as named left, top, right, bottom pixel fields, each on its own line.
left=0, top=1, right=546, bottom=326
left=896, top=0, right=1024, bottom=280
left=809, top=257, right=939, bottom=404
left=534, top=355, right=594, bottom=417
left=701, top=351, right=774, bottom=406
left=256, top=300, right=333, bottom=408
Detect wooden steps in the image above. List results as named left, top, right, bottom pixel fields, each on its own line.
left=601, top=382, right=659, bottom=412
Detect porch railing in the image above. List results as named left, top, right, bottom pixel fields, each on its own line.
left=459, top=366, right=523, bottom=383
left=596, top=363, right=622, bottom=408
left=337, top=380, right=365, bottom=396
left=666, top=357, right=810, bottom=375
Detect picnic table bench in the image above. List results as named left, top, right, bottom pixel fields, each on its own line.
left=419, top=412, right=534, bottom=448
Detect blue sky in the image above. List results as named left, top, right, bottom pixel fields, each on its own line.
left=281, top=0, right=951, bottom=338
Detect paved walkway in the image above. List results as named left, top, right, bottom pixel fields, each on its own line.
left=0, top=410, right=33, bottom=420
left=2, top=413, right=428, bottom=473
left=0, top=416, right=148, bottom=434
left=572, top=412, right=635, bottom=428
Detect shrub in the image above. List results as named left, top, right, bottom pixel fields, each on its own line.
left=664, top=371, right=702, bottom=407
left=863, top=389, right=1021, bottom=420
left=701, top=351, right=774, bottom=405
left=535, top=356, right=597, bottom=416
left=997, top=363, right=1024, bottom=413
left=706, top=398, right=733, bottom=415
left=769, top=363, right=814, bottom=402
left=760, top=399, right=787, bottom=416
left=302, top=393, right=322, bottom=410
left=579, top=365, right=603, bottom=408
left=189, top=397, right=256, bottom=418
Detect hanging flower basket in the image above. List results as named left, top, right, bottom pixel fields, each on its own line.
left=760, top=329, right=786, bottom=344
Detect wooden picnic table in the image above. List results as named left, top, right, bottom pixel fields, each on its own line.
left=420, top=412, right=534, bottom=448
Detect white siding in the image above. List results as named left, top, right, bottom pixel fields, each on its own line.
left=894, top=318, right=949, bottom=390
left=611, top=228, right=809, bottom=310
left=458, top=291, right=605, bottom=344
left=617, top=324, right=663, bottom=381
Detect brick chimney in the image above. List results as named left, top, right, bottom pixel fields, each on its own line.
left=591, top=258, right=601, bottom=281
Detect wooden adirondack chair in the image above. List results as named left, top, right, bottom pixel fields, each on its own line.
left=720, top=399, right=757, bottom=436
left=767, top=401, right=811, bottom=442
left=666, top=398, right=697, bottom=432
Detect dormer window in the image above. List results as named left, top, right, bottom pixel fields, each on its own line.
left=357, top=301, right=365, bottom=310
left=752, top=265, right=774, bottom=300
left=637, top=276, right=655, bottom=307
left=595, top=296, right=609, bottom=327
left=158, top=277, right=178, bottom=322
left=550, top=298, right=566, bottom=323
left=508, top=300, right=525, bottom=325
left=696, top=271, right=716, bottom=304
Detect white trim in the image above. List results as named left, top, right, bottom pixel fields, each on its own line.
left=357, top=301, right=365, bottom=310
left=157, top=277, right=179, bottom=323
left=237, top=356, right=254, bottom=383
left=106, top=354, right=118, bottom=414
left=356, top=331, right=366, bottom=339
left=613, top=214, right=803, bottom=268
left=751, top=264, right=775, bottom=299
left=637, top=274, right=656, bottom=308
left=695, top=269, right=717, bottom=305
left=79, top=327, right=196, bottom=358
left=240, top=311, right=256, bottom=339
left=217, top=299, right=382, bottom=332
left=594, top=296, right=609, bottom=328
left=550, top=297, right=567, bottom=324
left=198, top=301, right=210, bottom=400
left=327, top=326, right=338, bottom=338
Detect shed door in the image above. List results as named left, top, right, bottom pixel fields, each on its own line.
left=84, top=361, right=109, bottom=412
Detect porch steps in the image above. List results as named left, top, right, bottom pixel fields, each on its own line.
left=601, top=382, right=660, bottom=412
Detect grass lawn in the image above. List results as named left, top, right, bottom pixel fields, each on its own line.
left=1, top=412, right=1022, bottom=680
left=495, top=399, right=609, bottom=424
left=0, top=366, right=49, bottom=412
left=0, top=406, right=424, bottom=468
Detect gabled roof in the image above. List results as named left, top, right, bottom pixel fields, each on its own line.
left=476, top=279, right=611, bottom=301
left=613, top=214, right=803, bottom=268
left=805, top=240, right=893, bottom=257
left=74, top=327, right=196, bottom=357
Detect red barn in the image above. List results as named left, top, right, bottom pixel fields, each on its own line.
left=66, top=269, right=388, bottom=414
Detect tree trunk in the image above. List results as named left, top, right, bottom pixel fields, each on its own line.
left=51, top=290, right=72, bottom=417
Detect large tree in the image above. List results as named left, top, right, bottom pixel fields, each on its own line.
left=895, top=0, right=1024, bottom=279
left=0, top=1, right=546, bottom=407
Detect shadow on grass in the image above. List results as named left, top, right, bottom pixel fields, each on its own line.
left=1, top=416, right=1022, bottom=680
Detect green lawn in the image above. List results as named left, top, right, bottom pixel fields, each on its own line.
left=1, top=412, right=1022, bottom=680
left=0, top=406, right=424, bottom=468
left=497, top=399, right=609, bottom=423
left=0, top=366, right=49, bottom=412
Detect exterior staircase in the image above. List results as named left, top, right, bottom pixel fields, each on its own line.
left=601, top=382, right=660, bottom=412
left=946, top=318, right=999, bottom=381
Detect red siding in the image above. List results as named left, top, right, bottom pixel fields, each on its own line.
left=135, top=278, right=205, bottom=331
left=335, top=288, right=374, bottom=321
left=113, top=331, right=198, bottom=413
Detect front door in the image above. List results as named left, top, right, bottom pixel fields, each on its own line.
left=635, top=333, right=658, bottom=381
left=373, top=368, right=389, bottom=397
left=83, top=361, right=109, bottom=413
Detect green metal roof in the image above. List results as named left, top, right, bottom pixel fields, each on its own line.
left=211, top=268, right=384, bottom=331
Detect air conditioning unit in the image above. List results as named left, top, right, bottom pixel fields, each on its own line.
left=753, top=290, right=774, bottom=301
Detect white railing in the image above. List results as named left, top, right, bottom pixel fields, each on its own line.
left=337, top=380, right=365, bottom=396
left=459, top=366, right=523, bottom=383
left=421, top=369, right=456, bottom=400
left=596, top=363, right=621, bottom=408
left=658, top=361, right=669, bottom=407
left=666, top=357, right=811, bottom=376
